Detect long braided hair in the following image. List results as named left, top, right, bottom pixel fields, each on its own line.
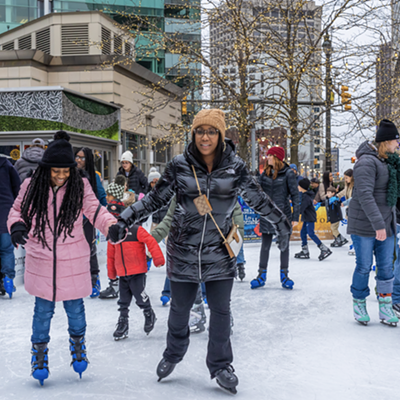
left=75, top=147, right=98, bottom=196
left=20, top=166, right=84, bottom=249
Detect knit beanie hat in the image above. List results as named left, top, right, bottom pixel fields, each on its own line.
left=311, top=177, right=320, bottom=184
left=267, top=146, right=285, bottom=162
left=148, top=167, right=161, bottom=183
left=376, top=119, right=399, bottom=143
left=107, top=180, right=125, bottom=200
left=191, top=109, right=226, bottom=140
left=39, top=131, right=77, bottom=168
left=298, top=178, right=310, bottom=191
left=121, top=151, right=134, bottom=164
left=289, top=163, right=298, bottom=171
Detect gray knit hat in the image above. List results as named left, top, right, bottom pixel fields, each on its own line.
left=148, top=167, right=161, bottom=183
left=106, top=181, right=125, bottom=200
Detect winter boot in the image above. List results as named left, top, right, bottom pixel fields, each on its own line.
left=99, top=278, right=119, bottom=299
left=160, top=295, right=170, bottom=306
left=113, top=316, right=129, bottom=340
left=339, top=234, right=348, bottom=246
left=250, top=269, right=266, bottom=289
left=189, top=301, right=207, bottom=333
left=330, top=236, right=342, bottom=247
left=294, top=245, right=310, bottom=259
left=90, top=274, right=101, bottom=298
left=379, top=296, right=399, bottom=327
left=3, top=276, right=16, bottom=299
left=31, top=343, right=49, bottom=386
left=318, top=243, right=332, bottom=261
left=143, top=308, right=156, bottom=335
left=353, top=298, right=370, bottom=325
left=69, top=336, right=89, bottom=378
left=280, top=269, right=294, bottom=290
left=215, top=365, right=239, bottom=395
left=237, top=263, right=246, bottom=281
left=157, top=358, right=177, bottom=382
left=393, top=303, right=400, bottom=318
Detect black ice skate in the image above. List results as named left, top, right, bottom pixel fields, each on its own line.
left=215, top=366, right=239, bottom=395
left=189, top=302, right=207, bottom=333
left=339, top=234, right=348, bottom=246
left=318, top=243, right=332, bottom=261
left=330, top=237, right=342, bottom=247
left=295, top=245, right=310, bottom=259
left=144, top=309, right=156, bottom=335
left=237, top=263, right=246, bottom=281
left=157, top=358, right=177, bottom=381
left=113, top=316, right=129, bottom=340
left=99, top=279, right=119, bottom=299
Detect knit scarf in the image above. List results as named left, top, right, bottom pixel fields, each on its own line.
left=385, top=152, right=400, bottom=207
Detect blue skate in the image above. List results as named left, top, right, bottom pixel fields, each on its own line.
left=3, top=276, right=16, bottom=299
left=31, top=343, right=49, bottom=386
left=69, top=336, right=89, bottom=378
left=250, top=270, right=266, bottom=289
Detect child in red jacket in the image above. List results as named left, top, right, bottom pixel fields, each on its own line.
left=106, top=179, right=165, bottom=340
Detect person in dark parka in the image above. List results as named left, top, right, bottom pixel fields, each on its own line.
left=251, top=146, right=299, bottom=290
left=108, top=109, right=291, bottom=394
left=117, top=151, right=148, bottom=195
left=0, top=156, right=21, bottom=297
left=14, top=138, right=45, bottom=182
left=348, top=119, right=400, bottom=326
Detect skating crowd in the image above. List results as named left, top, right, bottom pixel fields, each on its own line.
left=1, top=111, right=400, bottom=394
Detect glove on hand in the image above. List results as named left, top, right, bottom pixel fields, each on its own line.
left=10, top=222, right=29, bottom=247
left=108, top=221, right=128, bottom=243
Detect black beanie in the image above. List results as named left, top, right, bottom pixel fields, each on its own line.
left=376, top=119, right=399, bottom=143
left=298, top=178, right=310, bottom=191
left=39, top=131, right=77, bottom=168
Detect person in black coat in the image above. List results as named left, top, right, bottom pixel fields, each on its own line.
left=251, top=146, right=299, bottom=290
left=0, top=157, right=21, bottom=297
left=117, top=151, right=149, bottom=195
left=108, top=109, right=291, bottom=394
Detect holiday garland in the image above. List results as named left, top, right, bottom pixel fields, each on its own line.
left=385, top=152, right=400, bottom=207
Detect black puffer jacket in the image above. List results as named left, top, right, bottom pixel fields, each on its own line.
left=117, top=165, right=149, bottom=195
left=258, top=163, right=299, bottom=234
left=119, top=139, right=291, bottom=283
left=348, top=141, right=396, bottom=237
left=14, top=146, right=44, bottom=182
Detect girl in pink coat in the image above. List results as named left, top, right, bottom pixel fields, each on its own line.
left=7, top=131, right=116, bottom=386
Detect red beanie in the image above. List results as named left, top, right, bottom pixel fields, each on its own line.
left=266, top=146, right=285, bottom=161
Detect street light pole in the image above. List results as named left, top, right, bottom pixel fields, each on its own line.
left=323, top=33, right=332, bottom=173
left=249, top=111, right=257, bottom=172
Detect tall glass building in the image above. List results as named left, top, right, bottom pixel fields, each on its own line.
left=0, top=0, right=201, bottom=88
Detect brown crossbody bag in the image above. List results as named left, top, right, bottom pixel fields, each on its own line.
left=191, top=165, right=243, bottom=258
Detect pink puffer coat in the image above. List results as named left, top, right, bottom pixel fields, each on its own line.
left=7, top=177, right=116, bottom=302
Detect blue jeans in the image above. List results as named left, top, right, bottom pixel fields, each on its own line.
left=392, top=225, right=400, bottom=304
left=300, top=222, right=321, bottom=247
left=351, top=234, right=395, bottom=300
left=31, top=297, right=86, bottom=344
left=237, top=245, right=246, bottom=265
left=0, top=233, right=15, bottom=279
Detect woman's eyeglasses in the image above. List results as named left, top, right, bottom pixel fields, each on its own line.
left=194, top=128, right=219, bottom=138
left=75, top=156, right=85, bottom=161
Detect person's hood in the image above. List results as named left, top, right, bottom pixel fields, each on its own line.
left=0, top=156, right=8, bottom=167
left=22, top=146, right=45, bottom=163
left=356, top=140, right=380, bottom=160
left=304, top=189, right=315, bottom=198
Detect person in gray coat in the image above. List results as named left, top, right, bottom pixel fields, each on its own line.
left=348, top=119, right=400, bottom=326
left=14, top=138, right=45, bottom=182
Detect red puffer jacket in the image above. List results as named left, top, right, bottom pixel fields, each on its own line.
left=107, top=224, right=165, bottom=279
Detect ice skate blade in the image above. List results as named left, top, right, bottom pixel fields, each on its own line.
left=190, top=325, right=206, bottom=334
left=380, top=320, right=398, bottom=327
left=216, top=380, right=237, bottom=395
left=355, top=319, right=368, bottom=326
left=114, top=334, right=128, bottom=341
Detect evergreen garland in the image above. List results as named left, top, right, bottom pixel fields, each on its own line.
left=385, top=152, right=400, bottom=207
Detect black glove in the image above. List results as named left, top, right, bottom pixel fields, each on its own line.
left=108, top=221, right=129, bottom=243
left=10, top=222, right=29, bottom=248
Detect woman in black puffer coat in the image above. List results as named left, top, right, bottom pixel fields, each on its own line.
left=108, top=109, right=291, bottom=394
left=251, top=146, right=299, bottom=290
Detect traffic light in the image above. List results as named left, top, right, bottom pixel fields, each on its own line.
left=340, top=86, right=352, bottom=111
left=351, top=156, right=356, bottom=163
left=182, top=96, right=187, bottom=115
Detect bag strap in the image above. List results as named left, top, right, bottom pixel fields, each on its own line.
left=191, top=165, right=228, bottom=242
left=92, top=204, right=102, bottom=227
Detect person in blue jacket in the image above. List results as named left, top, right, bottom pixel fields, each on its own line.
left=75, top=148, right=107, bottom=297
left=0, top=156, right=21, bottom=298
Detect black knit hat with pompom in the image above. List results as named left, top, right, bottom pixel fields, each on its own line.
left=39, top=131, right=77, bottom=168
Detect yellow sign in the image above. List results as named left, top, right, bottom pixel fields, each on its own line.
left=10, top=149, right=20, bottom=160
left=291, top=207, right=334, bottom=241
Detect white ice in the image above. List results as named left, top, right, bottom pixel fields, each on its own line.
left=1, top=241, right=399, bottom=400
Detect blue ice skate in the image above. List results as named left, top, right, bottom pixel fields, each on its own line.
left=250, top=270, right=266, bottom=289
left=31, top=343, right=49, bottom=386
left=280, top=269, right=294, bottom=290
left=3, top=276, right=16, bottom=299
left=90, top=274, right=101, bottom=298
left=69, top=336, right=89, bottom=378
left=160, top=295, right=170, bottom=306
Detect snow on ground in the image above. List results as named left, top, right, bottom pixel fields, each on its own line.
left=1, top=241, right=399, bottom=400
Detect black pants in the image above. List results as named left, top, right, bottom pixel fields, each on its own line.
left=164, top=279, right=233, bottom=377
left=258, top=233, right=289, bottom=272
left=118, top=274, right=151, bottom=318
left=83, top=219, right=99, bottom=276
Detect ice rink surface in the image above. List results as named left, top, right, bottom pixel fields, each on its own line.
left=1, top=240, right=399, bottom=400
